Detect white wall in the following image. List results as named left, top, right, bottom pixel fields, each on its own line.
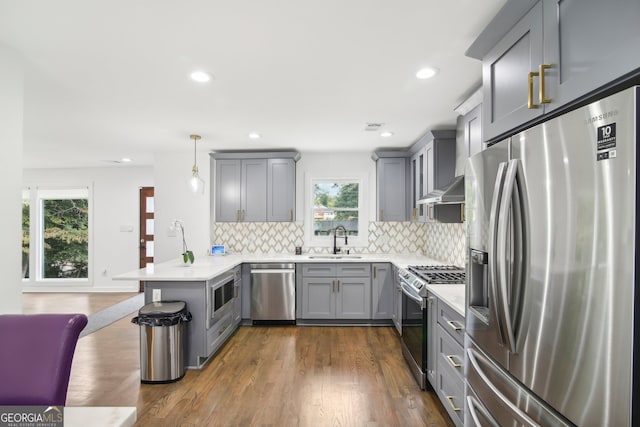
left=0, top=44, right=24, bottom=313
left=23, top=166, right=153, bottom=292
left=154, top=150, right=211, bottom=263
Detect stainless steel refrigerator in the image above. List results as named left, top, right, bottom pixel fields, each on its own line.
left=464, top=86, right=638, bottom=426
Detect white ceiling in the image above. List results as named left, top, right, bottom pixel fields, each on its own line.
left=0, top=0, right=505, bottom=168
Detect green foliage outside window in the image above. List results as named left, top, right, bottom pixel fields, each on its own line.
left=22, top=201, right=29, bottom=279
left=42, top=199, right=89, bottom=278
left=313, top=182, right=359, bottom=236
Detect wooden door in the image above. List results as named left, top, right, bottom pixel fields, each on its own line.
left=139, top=187, right=154, bottom=292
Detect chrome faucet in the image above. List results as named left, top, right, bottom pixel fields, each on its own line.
left=332, top=225, right=348, bottom=254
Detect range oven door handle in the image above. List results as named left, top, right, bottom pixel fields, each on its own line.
left=400, top=282, right=425, bottom=309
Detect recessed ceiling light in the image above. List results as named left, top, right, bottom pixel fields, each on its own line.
left=190, top=71, right=212, bottom=83
left=380, top=131, right=394, bottom=138
left=248, top=132, right=261, bottom=139
left=121, top=158, right=132, bottom=163
left=416, top=67, right=439, bottom=80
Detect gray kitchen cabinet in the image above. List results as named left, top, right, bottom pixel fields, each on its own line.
left=300, top=263, right=371, bottom=320
left=542, top=0, right=640, bottom=114
left=393, top=269, right=402, bottom=335
left=426, top=292, right=438, bottom=387
left=241, top=263, right=251, bottom=320
left=214, top=158, right=267, bottom=222
left=232, top=265, right=242, bottom=324
left=471, top=0, right=640, bottom=142
left=410, top=148, right=426, bottom=221
left=143, top=273, right=241, bottom=369
left=409, top=130, right=458, bottom=223
left=241, top=159, right=268, bottom=221
left=454, top=87, right=483, bottom=177
left=371, top=263, right=393, bottom=320
left=374, top=155, right=408, bottom=221
left=214, top=159, right=242, bottom=222
left=267, top=158, right=295, bottom=221
left=213, top=152, right=298, bottom=222
left=433, top=297, right=465, bottom=427
left=480, top=1, right=544, bottom=142
left=301, top=277, right=335, bottom=318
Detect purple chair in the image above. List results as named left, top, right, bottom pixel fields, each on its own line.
left=0, top=313, right=88, bottom=406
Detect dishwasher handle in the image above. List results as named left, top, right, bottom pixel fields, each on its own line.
left=250, top=263, right=295, bottom=270
left=251, top=269, right=296, bottom=274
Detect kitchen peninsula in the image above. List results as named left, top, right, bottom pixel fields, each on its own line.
left=114, top=254, right=465, bottom=362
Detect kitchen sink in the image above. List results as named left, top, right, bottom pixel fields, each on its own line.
left=308, top=255, right=362, bottom=259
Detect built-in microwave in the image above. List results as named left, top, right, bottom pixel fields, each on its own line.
left=206, top=271, right=236, bottom=329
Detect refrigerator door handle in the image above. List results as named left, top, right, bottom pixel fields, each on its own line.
left=488, top=161, right=508, bottom=345
left=466, top=395, right=500, bottom=427
left=467, top=348, right=541, bottom=427
left=496, top=160, right=519, bottom=353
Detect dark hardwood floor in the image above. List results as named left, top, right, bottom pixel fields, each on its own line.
left=22, top=293, right=454, bottom=427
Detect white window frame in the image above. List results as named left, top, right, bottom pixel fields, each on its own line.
left=22, top=186, right=93, bottom=287
left=306, top=176, right=368, bottom=249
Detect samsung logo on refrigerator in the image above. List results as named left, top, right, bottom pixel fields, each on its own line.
left=585, top=109, right=618, bottom=124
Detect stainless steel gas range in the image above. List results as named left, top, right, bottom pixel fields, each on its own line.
left=397, top=265, right=465, bottom=389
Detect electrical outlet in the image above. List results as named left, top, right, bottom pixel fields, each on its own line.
left=152, top=289, right=161, bottom=302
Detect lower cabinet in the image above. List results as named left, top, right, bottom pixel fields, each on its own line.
left=432, top=297, right=466, bottom=427
left=392, top=265, right=402, bottom=334
left=371, top=263, right=393, bottom=320
left=144, top=274, right=242, bottom=369
left=426, top=292, right=438, bottom=386
left=300, top=263, right=371, bottom=319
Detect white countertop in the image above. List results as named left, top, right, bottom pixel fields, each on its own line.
left=426, top=284, right=465, bottom=316
left=113, top=253, right=452, bottom=282
left=64, top=407, right=136, bottom=427
left=114, top=253, right=466, bottom=318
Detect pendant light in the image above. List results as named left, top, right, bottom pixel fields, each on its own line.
left=188, top=134, right=205, bottom=194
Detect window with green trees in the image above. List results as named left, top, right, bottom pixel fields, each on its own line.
left=313, top=181, right=359, bottom=236
left=22, top=188, right=90, bottom=282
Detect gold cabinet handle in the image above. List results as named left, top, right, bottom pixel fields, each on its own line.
left=445, top=396, right=462, bottom=412
left=539, top=64, right=552, bottom=104
left=412, top=207, right=417, bottom=220
left=428, top=205, right=434, bottom=220
left=289, top=209, right=293, bottom=221
left=446, top=354, right=463, bottom=369
left=527, top=71, right=540, bottom=109
left=460, top=203, right=465, bottom=222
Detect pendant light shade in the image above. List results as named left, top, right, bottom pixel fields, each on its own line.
left=188, top=134, right=205, bottom=194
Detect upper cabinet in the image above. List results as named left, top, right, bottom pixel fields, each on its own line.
left=480, top=1, right=545, bottom=141
left=267, top=158, right=296, bottom=222
left=212, top=152, right=299, bottom=222
left=455, top=88, right=483, bottom=177
left=409, top=130, right=457, bottom=223
left=372, top=153, right=409, bottom=222
left=468, top=0, right=640, bottom=142
left=410, top=148, right=427, bottom=222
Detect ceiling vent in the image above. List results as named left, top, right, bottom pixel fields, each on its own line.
left=364, top=122, right=384, bottom=131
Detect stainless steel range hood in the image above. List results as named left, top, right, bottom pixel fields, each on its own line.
left=418, top=175, right=464, bottom=204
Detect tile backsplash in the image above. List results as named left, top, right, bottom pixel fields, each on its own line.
left=212, top=221, right=466, bottom=266
left=423, top=222, right=466, bottom=267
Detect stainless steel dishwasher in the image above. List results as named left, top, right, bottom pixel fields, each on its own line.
left=250, top=263, right=296, bottom=325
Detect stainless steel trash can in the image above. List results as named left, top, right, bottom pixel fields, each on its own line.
left=131, top=301, right=192, bottom=383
